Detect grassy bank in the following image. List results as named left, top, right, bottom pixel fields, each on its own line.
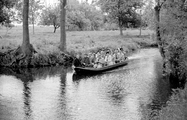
left=0, top=26, right=156, bottom=67
left=0, top=26, right=156, bottom=53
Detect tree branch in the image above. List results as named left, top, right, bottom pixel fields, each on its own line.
left=160, top=0, right=167, bottom=7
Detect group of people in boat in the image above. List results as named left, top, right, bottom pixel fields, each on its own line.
left=73, top=48, right=127, bottom=68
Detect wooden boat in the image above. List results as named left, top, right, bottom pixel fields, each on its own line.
left=74, top=60, right=128, bottom=75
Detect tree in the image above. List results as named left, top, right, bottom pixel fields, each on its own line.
left=13, top=0, right=23, bottom=22
left=98, top=0, right=143, bottom=35
left=0, top=0, right=16, bottom=25
left=66, top=7, right=91, bottom=31
left=14, top=0, right=44, bottom=33
left=139, top=10, right=142, bottom=36
left=154, top=0, right=167, bottom=58
left=159, top=0, right=187, bottom=85
left=142, top=0, right=155, bottom=29
left=40, top=6, right=60, bottom=33
left=22, top=0, right=30, bottom=55
left=30, top=0, right=44, bottom=34
left=77, top=2, right=103, bottom=30
left=59, top=0, right=67, bottom=52
left=40, top=1, right=103, bottom=32
left=21, top=0, right=35, bottom=66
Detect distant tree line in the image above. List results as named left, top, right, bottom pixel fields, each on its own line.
left=98, top=0, right=144, bottom=35
left=40, top=1, right=104, bottom=32
left=39, top=1, right=144, bottom=33
left=1, top=0, right=145, bottom=35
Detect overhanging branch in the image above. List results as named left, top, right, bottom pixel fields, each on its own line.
left=160, top=0, right=167, bottom=7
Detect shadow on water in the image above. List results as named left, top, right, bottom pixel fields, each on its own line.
left=140, top=57, right=172, bottom=119
left=0, top=68, right=34, bottom=120
left=23, top=74, right=32, bottom=120
left=0, top=66, right=69, bottom=120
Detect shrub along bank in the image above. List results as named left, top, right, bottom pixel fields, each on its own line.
left=153, top=1, right=187, bottom=119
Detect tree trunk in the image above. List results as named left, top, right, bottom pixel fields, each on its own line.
left=31, top=0, right=34, bottom=34
left=21, top=0, right=35, bottom=66
left=139, top=11, right=142, bottom=36
left=22, top=0, right=31, bottom=55
left=59, top=0, right=67, bottom=52
left=118, top=18, right=123, bottom=36
left=32, top=12, right=34, bottom=34
left=54, top=26, right=56, bottom=33
left=155, top=5, right=165, bottom=58
left=119, top=26, right=123, bottom=36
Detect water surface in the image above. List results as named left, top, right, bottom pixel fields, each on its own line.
left=0, top=48, right=171, bottom=120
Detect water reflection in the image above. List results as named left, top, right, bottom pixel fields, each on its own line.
left=0, top=66, right=69, bottom=120
left=23, top=81, right=32, bottom=119
left=105, top=76, right=127, bottom=105
left=0, top=49, right=172, bottom=120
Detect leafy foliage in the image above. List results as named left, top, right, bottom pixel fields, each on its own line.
left=160, top=0, right=187, bottom=84
left=40, top=2, right=103, bottom=32
left=142, top=0, right=155, bottom=29
left=30, top=0, right=44, bottom=24
left=14, top=0, right=44, bottom=24
left=97, top=0, right=144, bottom=30
left=0, top=0, right=16, bottom=24
left=40, top=6, right=60, bottom=32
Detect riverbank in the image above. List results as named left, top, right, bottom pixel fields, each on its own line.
left=0, top=26, right=156, bottom=67
left=158, top=86, right=187, bottom=120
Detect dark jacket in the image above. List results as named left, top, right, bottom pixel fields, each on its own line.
left=74, top=58, right=83, bottom=67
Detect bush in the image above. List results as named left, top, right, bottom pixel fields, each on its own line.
left=159, top=0, right=187, bottom=86
left=159, top=87, right=187, bottom=120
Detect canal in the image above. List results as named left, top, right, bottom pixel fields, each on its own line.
left=0, top=48, right=171, bottom=120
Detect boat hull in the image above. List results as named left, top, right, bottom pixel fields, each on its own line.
left=74, top=61, right=128, bottom=75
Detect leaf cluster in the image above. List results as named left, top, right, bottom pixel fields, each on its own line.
left=160, top=0, right=187, bottom=81
left=13, top=0, right=44, bottom=23
left=97, top=0, right=144, bottom=27
left=0, top=0, right=17, bottom=24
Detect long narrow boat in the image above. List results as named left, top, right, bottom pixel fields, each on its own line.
left=74, top=60, right=128, bottom=75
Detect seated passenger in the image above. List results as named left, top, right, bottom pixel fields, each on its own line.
left=93, top=62, right=98, bottom=68
left=99, top=55, right=105, bottom=67
left=95, top=53, right=100, bottom=64
left=114, top=49, right=120, bottom=63
left=119, top=48, right=127, bottom=61
left=90, top=53, right=96, bottom=66
left=73, top=54, right=83, bottom=67
left=97, top=62, right=103, bottom=68
left=108, top=53, right=114, bottom=65
left=105, top=51, right=114, bottom=66
left=112, top=52, right=117, bottom=63
left=116, top=50, right=123, bottom=62
left=82, top=54, right=91, bottom=67
left=104, top=52, right=109, bottom=62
